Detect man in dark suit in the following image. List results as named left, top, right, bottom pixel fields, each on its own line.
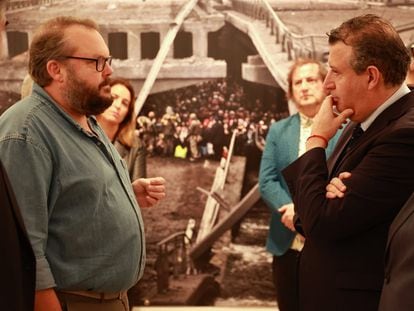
left=378, top=193, right=414, bottom=311
left=282, top=14, right=414, bottom=311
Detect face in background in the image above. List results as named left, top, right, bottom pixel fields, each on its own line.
left=60, top=25, right=113, bottom=115
left=324, top=42, right=367, bottom=122
left=291, top=63, right=325, bottom=117
left=99, top=83, right=132, bottom=126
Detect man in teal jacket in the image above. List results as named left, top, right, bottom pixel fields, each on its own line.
left=259, top=58, right=342, bottom=311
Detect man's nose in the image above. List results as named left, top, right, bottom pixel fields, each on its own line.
left=103, top=62, right=113, bottom=77
left=323, top=73, right=334, bottom=90
left=300, top=80, right=310, bottom=89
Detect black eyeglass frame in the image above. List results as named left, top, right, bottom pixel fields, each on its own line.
left=62, top=55, right=113, bottom=72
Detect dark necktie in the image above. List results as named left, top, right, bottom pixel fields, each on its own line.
left=346, top=123, right=364, bottom=152
left=330, top=123, right=364, bottom=175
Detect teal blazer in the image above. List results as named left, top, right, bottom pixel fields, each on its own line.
left=259, top=113, right=342, bottom=256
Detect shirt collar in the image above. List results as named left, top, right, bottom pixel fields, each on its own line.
left=299, top=112, right=313, bottom=128
left=361, top=84, right=410, bottom=131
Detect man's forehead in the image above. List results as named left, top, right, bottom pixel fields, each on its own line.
left=293, top=63, right=320, bottom=79
left=64, top=25, right=108, bottom=55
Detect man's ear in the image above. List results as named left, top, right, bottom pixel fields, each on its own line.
left=46, top=60, right=64, bottom=83
left=366, top=66, right=380, bottom=90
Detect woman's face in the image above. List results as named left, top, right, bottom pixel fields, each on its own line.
left=100, top=83, right=131, bottom=126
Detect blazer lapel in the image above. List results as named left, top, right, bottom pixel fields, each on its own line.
left=328, top=91, right=414, bottom=178
left=327, top=122, right=356, bottom=177
left=289, top=114, right=300, bottom=159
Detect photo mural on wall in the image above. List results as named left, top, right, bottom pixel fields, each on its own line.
left=1, top=0, right=413, bottom=309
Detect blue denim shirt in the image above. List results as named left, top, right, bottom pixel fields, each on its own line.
left=0, top=84, right=145, bottom=292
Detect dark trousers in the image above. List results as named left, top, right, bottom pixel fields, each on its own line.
left=272, top=249, right=300, bottom=311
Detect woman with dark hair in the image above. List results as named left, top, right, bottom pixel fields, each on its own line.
left=97, top=77, right=147, bottom=179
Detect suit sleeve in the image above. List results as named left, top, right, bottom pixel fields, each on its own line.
left=282, top=128, right=414, bottom=242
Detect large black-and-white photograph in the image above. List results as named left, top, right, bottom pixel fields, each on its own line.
left=1, top=0, right=414, bottom=311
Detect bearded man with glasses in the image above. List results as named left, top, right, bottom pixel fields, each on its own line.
left=0, top=16, right=166, bottom=311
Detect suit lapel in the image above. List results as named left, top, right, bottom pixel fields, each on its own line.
left=327, top=122, right=356, bottom=177
left=328, top=91, right=414, bottom=178
left=289, top=114, right=300, bottom=160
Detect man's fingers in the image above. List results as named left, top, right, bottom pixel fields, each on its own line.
left=149, top=177, right=166, bottom=185
left=326, top=182, right=345, bottom=198
left=148, top=191, right=166, bottom=200
left=331, top=177, right=347, bottom=192
left=326, top=191, right=337, bottom=199
left=281, top=214, right=295, bottom=232
left=148, top=185, right=165, bottom=193
left=279, top=206, right=287, bottom=214
left=338, top=171, right=352, bottom=180
left=338, top=108, right=354, bottom=123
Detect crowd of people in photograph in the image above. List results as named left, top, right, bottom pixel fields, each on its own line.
left=137, top=78, right=289, bottom=162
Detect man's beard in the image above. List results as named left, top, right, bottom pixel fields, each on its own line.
left=63, top=69, right=113, bottom=116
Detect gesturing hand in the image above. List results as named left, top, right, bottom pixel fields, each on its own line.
left=132, top=177, right=166, bottom=208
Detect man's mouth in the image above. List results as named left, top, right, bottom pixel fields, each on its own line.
left=101, top=85, right=111, bottom=93
left=301, top=94, right=313, bottom=100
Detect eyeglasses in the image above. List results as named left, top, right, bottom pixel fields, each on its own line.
left=62, top=55, right=113, bottom=72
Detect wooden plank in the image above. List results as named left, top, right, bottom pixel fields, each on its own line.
left=190, top=183, right=261, bottom=261
left=195, top=130, right=238, bottom=243
left=134, top=0, right=200, bottom=117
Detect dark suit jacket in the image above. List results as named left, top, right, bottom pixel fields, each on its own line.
left=282, top=91, right=414, bottom=311
left=0, top=161, right=36, bottom=310
left=379, top=192, right=414, bottom=311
